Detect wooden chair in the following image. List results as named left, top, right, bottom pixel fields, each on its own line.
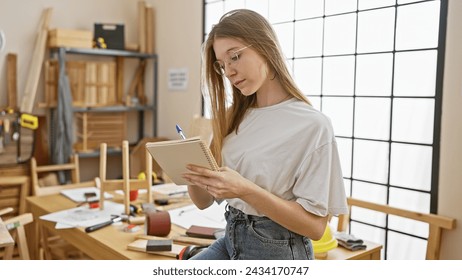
left=30, top=155, right=95, bottom=196
left=30, top=155, right=95, bottom=259
left=97, top=140, right=153, bottom=215
left=1, top=207, right=33, bottom=260
left=336, top=197, right=456, bottom=260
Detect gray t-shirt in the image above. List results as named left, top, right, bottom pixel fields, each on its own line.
left=222, top=98, right=348, bottom=217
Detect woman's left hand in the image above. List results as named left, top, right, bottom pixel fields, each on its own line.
left=182, top=165, right=255, bottom=199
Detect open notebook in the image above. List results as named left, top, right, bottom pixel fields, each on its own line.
left=145, top=137, right=219, bottom=185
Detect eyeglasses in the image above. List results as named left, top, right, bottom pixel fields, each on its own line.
left=213, top=44, right=252, bottom=75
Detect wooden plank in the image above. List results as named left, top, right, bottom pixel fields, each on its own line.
left=138, top=1, right=146, bottom=53
left=20, top=8, right=53, bottom=113
left=116, top=57, right=124, bottom=104
left=7, top=53, right=18, bottom=109
left=145, top=5, right=155, bottom=54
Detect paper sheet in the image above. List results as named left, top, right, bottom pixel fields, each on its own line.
left=168, top=202, right=226, bottom=230
left=114, top=183, right=188, bottom=197
left=60, top=187, right=113, bottom=202
left=40, top=201, right=125, bottom=228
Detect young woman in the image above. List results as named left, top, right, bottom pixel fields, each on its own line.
left=181, top=9, right=348, bottom=260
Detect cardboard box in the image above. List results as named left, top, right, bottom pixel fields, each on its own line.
left=48, top=29, right=92, bottom=49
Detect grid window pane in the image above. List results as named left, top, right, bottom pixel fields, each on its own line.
left=273, top=22, right=294, bottom=58
left=390, top=143, right=433, bottom=191
left=322, top=56, right=355, bottom=95
left=356, top=53, right=393, bottom=96
left=205, top=2, right=224, bottom=34
left=350, top=181, right=388, bottom=227
left=324, top=13, right=357, bottom=55
left=294, top=18, right=324, bottom=57
left=336, top=138, right=352, bottom=177
left=388, top=188, right=430, bottom=237
left=204, top=0, right=444, bottom=260
left=344, top=178, right=352, bottom=196
left=398, top=0, right=423, bottom=3
left=359, top=0, right=396, bottom=10
left=322, top=97, right=354, bottom=137
left=351, top=222, right=386, bottom=251
left=353, top=140, right=389, bottom=184
left=354, top=97, right=391, bottom=140
left=352, top=181, right=388, bottom=204
left=392, top=98, right=435, bottom=144
left=295, top=0, right=324, bottom=19
left=325, top=0, right=357, bottom=15
left=224, top=0, right=245, bottom=12
left=294, top=58, right=322, bottom=95
left=307, top=96, right=321, bottom=110
left=396, top=1, right=441, bottom=50
left=357, top=8, right=395, bottom=53
left=268, top=0, right=294, bottom=23
left=394, top=50, right=438, bottom=97
left=246, top=0, right=269, bottom=18
left=387, top=231, right=427, bottom=260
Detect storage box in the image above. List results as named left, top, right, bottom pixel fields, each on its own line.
left=48, top=29, right=93, bottom=49
left=44, top=60, right=117, bottom=108
left=94, top=23, right=125, bottom=50
left=74, top=112, right=126, bottom=152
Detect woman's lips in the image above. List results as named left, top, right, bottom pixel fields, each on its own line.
left=234, top=79, right=244, bottom=87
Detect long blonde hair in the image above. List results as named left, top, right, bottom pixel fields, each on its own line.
left=202, top=9, right=310, bottom=165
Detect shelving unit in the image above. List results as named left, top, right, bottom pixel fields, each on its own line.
left=46, top=47, right=158, bottom=159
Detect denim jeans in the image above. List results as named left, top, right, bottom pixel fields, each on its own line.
left=190, top=205, right=314, bottom=260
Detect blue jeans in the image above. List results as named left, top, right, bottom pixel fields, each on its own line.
left=190, top=206, right=314, bottom=260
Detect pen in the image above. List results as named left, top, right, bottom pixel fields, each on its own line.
left=176, top=124, right=186, bottom=139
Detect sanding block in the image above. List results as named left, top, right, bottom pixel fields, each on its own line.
left=146, top=239, right=173, bottom=252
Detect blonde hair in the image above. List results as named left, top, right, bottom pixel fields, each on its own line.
left=202, top=9, right=310, bottom=164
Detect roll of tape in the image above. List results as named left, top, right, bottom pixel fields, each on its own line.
left=145, top=211, right=171, bottom=237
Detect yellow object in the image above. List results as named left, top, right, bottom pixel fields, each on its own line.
left=137, top=171, right=157, bottom=181
left=20, top=114, right=39, bottom=130
left=312, top=225, right=338, bottom=258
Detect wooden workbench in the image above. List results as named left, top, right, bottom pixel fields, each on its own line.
left=26, top=194, right=382, bottom=260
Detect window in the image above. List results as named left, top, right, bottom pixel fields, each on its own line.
left=203, top=0, right=447, bottom=260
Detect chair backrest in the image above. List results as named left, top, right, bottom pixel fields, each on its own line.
left=30, top=155, right=95, bottom=196
left=97, top=140, right=152, bottom=215
left=337, top=197, right=456, bottom=260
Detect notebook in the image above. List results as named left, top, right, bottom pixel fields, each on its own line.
left=145, top=137, right=219, bottom=186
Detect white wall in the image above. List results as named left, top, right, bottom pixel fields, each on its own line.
left=438, top=0, right=462, bottom=259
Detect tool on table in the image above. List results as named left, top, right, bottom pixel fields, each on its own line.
left=85, top=215, right=123, bottom=233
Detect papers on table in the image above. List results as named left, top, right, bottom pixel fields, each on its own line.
left=60, top=187, right=113, bottom=202
left=168, top=202, right=226, bottom=230
left=152, top=183, right=188, bottom=197
left=114, top=183, right=188, bottom=197
left=40, top=201, right=124, bottom=229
